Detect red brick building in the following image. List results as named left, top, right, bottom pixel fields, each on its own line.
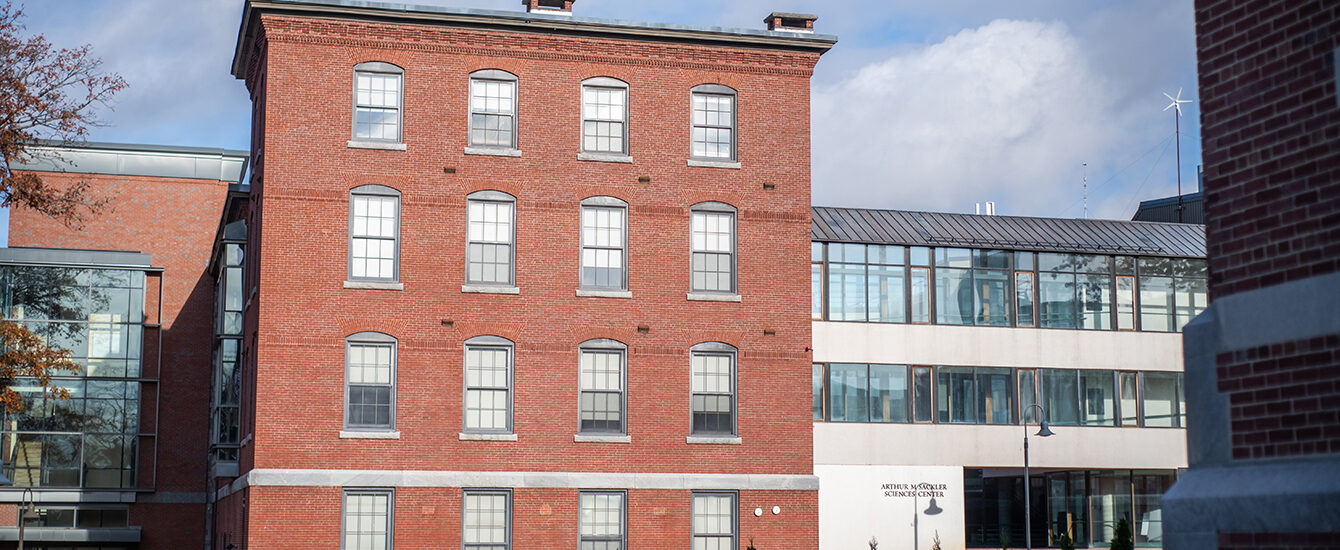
left=1164, top=0, right=1340, bottom=548
left=1, top=142, right=247, bottom=548
left=215, top=1, right=834, bottom=548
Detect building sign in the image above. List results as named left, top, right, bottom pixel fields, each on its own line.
left=881, top=482, right=948, bottom=498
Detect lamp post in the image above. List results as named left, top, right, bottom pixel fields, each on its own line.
left=912, top=484, right=943, bottom=550
left=1023, top=403, right=1055, bottom=550
left=17, top=487, right=38, bottom=550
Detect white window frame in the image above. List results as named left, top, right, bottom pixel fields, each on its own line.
left=352, top=62, right=404, bottom=143
left=468, top=69, right=520, bottom=151
left=344, top=332, right=397, bottom=432
left=463, top=335, right=514, bottom=434
left=689, top=342, right=738, bottom=436
left=690, top=202, right=737, bottom=294
left=691, top=491, right=737, bottom=550
left=579, top=490, right=627, bottom=550
left=579, top=196, right=629, bottom=291
left=462, top=489, right=512, bottom=550
left=578, top=339, right=628, bottom=435
left=465, top=190, right=517, bottom=288
left=689, top=84, right=738, bottom=161
left=580, top=77, right=630, bottom=155
left=341, top=488, right=394, bottom=550
left=348, top=185, right=402, bottom=283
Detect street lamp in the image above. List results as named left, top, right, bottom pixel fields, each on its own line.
left=913, top=485, right=943, bottom=550
left=1023, top=403, right=1054, bottom=550
left=17, top=487, right=38, bottom=550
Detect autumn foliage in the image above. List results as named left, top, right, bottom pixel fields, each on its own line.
left=0, top=0, right=125, bottom=227
left=0, top=320, right=79, bottom=413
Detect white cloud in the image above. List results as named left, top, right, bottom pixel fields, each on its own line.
left=813, top=19, right=1131, bottom=217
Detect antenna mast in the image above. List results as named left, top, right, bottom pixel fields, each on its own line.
left=1082, top=163, right=1088, bottom=219
left=1164, top=88, right=1193, bottom=223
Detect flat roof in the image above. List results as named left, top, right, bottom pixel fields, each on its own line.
left=0, top=247, right=155, bottom=271
left=11, top=140, right=249, bottom=183
left=233, top=0, right=837, bottom=78
left=812, top=206, right=1206, bottom=258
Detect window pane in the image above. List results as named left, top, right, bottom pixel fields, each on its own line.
left=973, top=269, right=1011, bottom=326
left=828, top=364, right=869, bottom=423
left=1016, top=272, right=1035, bottom=327
left=1139, top=276, right=1174, bottom=332
left=690, top=211, right=734, bottom=292
left=580, top=492, right=624, bottom=544
left=1041, top=369, right=1079, bottom=426
left=1079, top=274, right=1112, bottom=330
left=936, top=367, right=976, bottom=423
left=690, top=93, right=734, bottom=159
left=811, top=263, right=823, bottom=320
left=1174, top=276, right=1208, bottom=331
left=1142, top=372, right=1180, bottom=427
left=869, top=365, right=908, bottom=423
left=1038, top=272, right=1077, bottom=329
left=1019, top=370, right=1038, bottom=423
left=464, top=492, right=509, bottom=546
left=868, top=265, right=906, bottom=323
left=913, top=367, right=933, bottom=422
left=977, top=368, right=1013, bottom=425
left=465, top=346, right=510, bottom=431
left=1116, top=276, right=1136, bottom=330
left=1080, top=370, right=1116, bottom=426
left=935, top=268, right=973, bottom=325
left=909, top=267, right=930, bottom=323
left=1120, top=372, right=1140, bottom=426
left=812, top=364, right=825, bottom=421
left=828, top=263, right=867, bottom=322
left=343, top=492, right=391, bottom=550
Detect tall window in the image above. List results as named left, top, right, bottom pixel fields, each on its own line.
left=463, top=490, right=510, bottom=550
left=811, top=243, right=824, bottom=320
left=690, top=84, right=737, bottom=160
left=579, top=340, right=626, bottom=434
left=690, top=343, right=736, bottom=435
left=463, top=336, right=513, bottom=433
left=690, top=203, right=736, bottom=294
left=352, top=62, right=403, bottom=142
left=466, top=191, right=516, bottom=287
left=469, top=70, right=518, bottom=149
left=581, top=78, right=629, bottom=155
left=345, top=333, right=396, bottom=431
left=349, top=186, right=400, bottom=282
left=579, top=492, right=626, bottom=550
left=343, top=489, right=393, bottom=550
left=580, top=197, right=627, bottom=290
left=691, top=493, right=737, bottom=550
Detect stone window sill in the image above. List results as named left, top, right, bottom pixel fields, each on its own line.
left=686, top=436, right=742, bottom=445
left=340, top=430, right=401, bottom=440
left=464, top=146, right=522, bottom=157
left=348, top=140, right=407, bottom=151
left=345, top=280, right=404, bottom=291
left=459, top=432, right=518, bottom=441
left=574, top=434, right=632, bottom=443
left=687, top=159, right=741, bottom=169
left=462, top=285, right=520, bottom=295
left=578, top=152, right=633, bottom=164
left=576, top=289, right=633, bottom=299
left=687, top=292, right=742, bottom=302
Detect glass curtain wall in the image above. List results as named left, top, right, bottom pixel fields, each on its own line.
left=212, top=240, right=244, bottom=463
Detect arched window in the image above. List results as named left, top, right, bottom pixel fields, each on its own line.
left=578, top=338, right=628, bottom=434
left=689, top=201, right=737, bottom=294
left=352, top=62, right=404, bottom=143
left=463, top=335, right=515, bottom=433
left=579, top=196, right=628, bottom=291
left=689, top=342, right=737, bottom=435
left=348, top=185, right=401, bottom=283
left=581, top=77, right=630, bottom=155
left=690, top=84, right=737, bottom=161
left=345, top=331, right=397, bottom=431
left=465, top=190, right=517, bottom=288
left=468, top=69, right=519, bottom=150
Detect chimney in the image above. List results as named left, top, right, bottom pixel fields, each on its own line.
left=764, top=12, right=817, bottom=33
left=523, top=0, right=574, bottom=16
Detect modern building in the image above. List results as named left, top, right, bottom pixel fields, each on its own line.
left=0, top=142, right=248, bottom=549
left=1131, top=193, right=1204, bottom=225
left=809, top=207, right=1206, bottom=549
left=1163, top=0, right=1340, bottom=547
left=214, top=0, right=834, bottom=549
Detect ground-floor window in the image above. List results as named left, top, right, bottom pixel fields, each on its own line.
left=964, top=468, right=1179, bottom=548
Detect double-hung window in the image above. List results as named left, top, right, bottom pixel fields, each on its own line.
left=691, top=492, right=737, bottom=550
left=690, top=84, right=737, bottom=161
left=690, top=342, right=736, bottom=436
left=345, top=333, right=396, bottom=431
left=578, top=339, right=627, bottom=434
left=462, top=489, right=510, bottom=550
left=352, top=62, right=404, bottom=143
left=348, top=186, right=401, bottom=282
left=463, top=336, right=513, bottom=434
left=579, top=491, right=626, bottom=550
left=581, top=77, right=629, bottom=155
left=469, top=70, right=519, bottom=150
left=343, top=489, right=394, bottom=550
left=466, top=191, right=516, bottom=287
left=690, top=203, right=736, bottom=294
left=580, top=197, right=627, bottom=290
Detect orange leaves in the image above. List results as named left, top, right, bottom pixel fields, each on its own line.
left=0, top=320, right=80, bottom=414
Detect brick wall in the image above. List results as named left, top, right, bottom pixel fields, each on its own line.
left=223, top=8, right=823, bottom=548
left=9, top=170, right=231, bottom=548
left=1217, top=334, right=1340, bottom=459
left=1219, top=532, right=1340, bottom=550
left=1197, top=0, right=1340, bottom=299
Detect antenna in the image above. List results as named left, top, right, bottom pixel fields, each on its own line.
left=1164, top=88, right=1193, bottom=222
left=1082, top=163, right=1088, bottom=219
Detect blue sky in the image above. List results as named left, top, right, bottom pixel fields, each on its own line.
left=7, top=0, right=1201, bottom=243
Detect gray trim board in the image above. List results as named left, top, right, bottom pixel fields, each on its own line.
left=220, top=469, right=819, bottom=494
left=0, top=527, right=142, bottom=543
left=13, top=141, right=247, bottom=182
left=0, top=247, right=152, bottom=269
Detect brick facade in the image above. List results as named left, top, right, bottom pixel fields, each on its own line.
left=222, top=3, right=831, bottom=548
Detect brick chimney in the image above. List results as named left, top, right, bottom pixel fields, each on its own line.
left=523, top=0, right=574, bottom=16
left=764, top=12, right=817, bottom=33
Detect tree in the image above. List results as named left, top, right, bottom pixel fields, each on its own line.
left=0, top=0, right=125, bottom=227
left=0, top=320, right=79, bottom=413
left=1110, top=517, right=1134, bottom=550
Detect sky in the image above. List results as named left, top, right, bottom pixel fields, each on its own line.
left=7, top=0, right=1202, bottom=243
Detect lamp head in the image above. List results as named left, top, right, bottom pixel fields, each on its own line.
left=1036, top=420, right=1055, bottom=438
left=925, top=497, right=944, bottom=516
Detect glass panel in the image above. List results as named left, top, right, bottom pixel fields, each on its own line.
left=1115, top=256, right=1136, bottom=275
left=1016, top=272, right=1036, bottom=327
left=936, top=367, right=976, bottom=424
left=1042, top=369, right=1079, bottom=426
left=1116, top=276, right=1137, bottom=330
left=909, top=247, right=931, bottom=267
left=1138, top=276, right=1174, bottom=332
left=935, top=248, right=972, bottom=268
left=1015, top=251, right=1035, bottom=271
left=1019, top=370, right=1038, bottom=423
left=828, top=364, right=869, bottom=422
left=868, top=365, right=908, bottom=423
left=1142, top=373, right=1181, bottom=428
left=1079, top=274, right=1113, bottom=330
left=1120, top=372, right=1140, bottom=426
left=811, top=263, right=823, bottom=320
left=1134, top=471, right=1176, bottom=545
left=828, top=243, right=864, bottom=263
left=1138, top=257, right=1172, bottom=277
left=1090, top=471, right=1133, bottom=546
left=867, top=264, right=905, bottom=323
left=828, top=262, right=867, bottom=321
left=975, top=249, right=1011, bottom=270
left=909, top=267, right=930, bottom=323
left=1037, top=253, right=1075, bottom=272
left=1174, top=276, right=1208, bottom=331
left=977, top=368, right=1013, bottom=425
left=1080, top=370, right=1116, bottom=426
left=1039, top=272, right=1077, bottom=329
left=935, top=268, right=973, bottom=325
left=812, top=365, right=824, bottom=421
left=811, top=242, right=824, bottom=263
left=869, top=245, right=904, bottom=265
left=973, top=269, right=1011, bottom=326
left=913, top=367, right=932, bottom=423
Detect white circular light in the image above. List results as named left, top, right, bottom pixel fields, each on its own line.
left=772, top=505, right=781, bottom=515
left=753, top=507, right=763, bottom=517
